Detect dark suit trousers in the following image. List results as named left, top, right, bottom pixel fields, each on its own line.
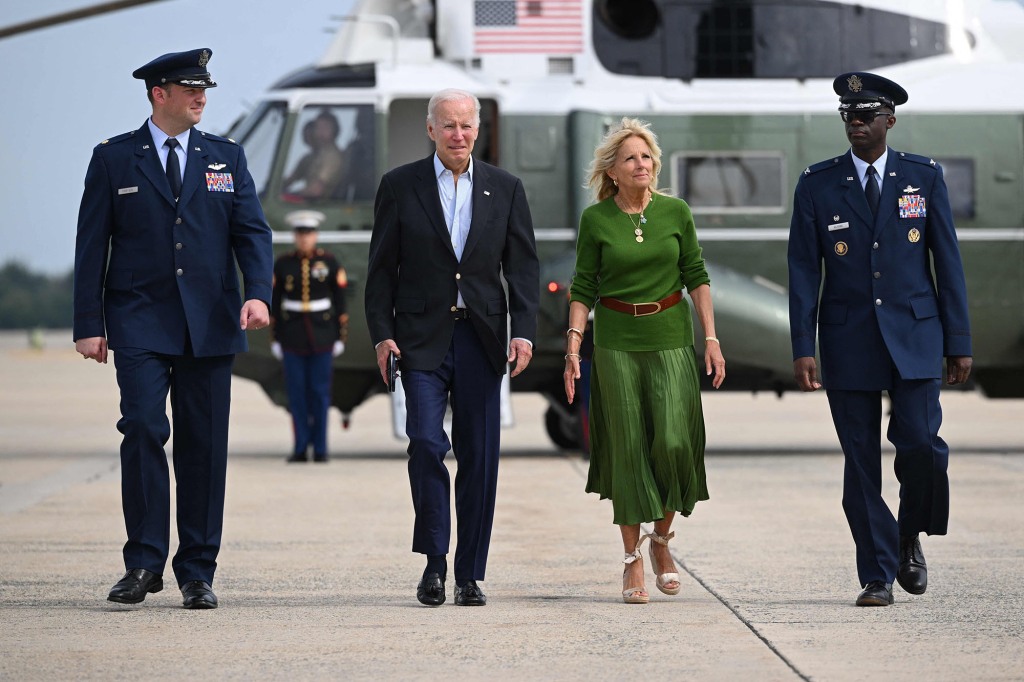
left=113, top=346, right=233, bottom=587
left=827, top=376, right=949, bottom=586
left=402, top=319, right=502, bottom=582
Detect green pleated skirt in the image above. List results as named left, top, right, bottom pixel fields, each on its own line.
left=585, top=345, right=709, bottom=525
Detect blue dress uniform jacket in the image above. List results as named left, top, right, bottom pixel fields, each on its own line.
left=789, top=148, right=971, bottom=389
left=74, top=121, right=273, bottom=355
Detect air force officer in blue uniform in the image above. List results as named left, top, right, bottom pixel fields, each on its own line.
left=788, top=73, right=972, bottom=607
left=73, top=49, right=273, bottom=609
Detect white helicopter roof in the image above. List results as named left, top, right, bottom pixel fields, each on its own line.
left=289, top=0, right=1024, bottom=115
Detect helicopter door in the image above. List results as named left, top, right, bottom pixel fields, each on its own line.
left=387, top=97, right=499, bottom=170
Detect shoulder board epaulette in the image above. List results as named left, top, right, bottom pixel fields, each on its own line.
left=895, top=151, right=938, bottom=168
left=802, top=156, right=844, bottom=176
left=198, top=130, right=238, bottom=145
left=96, top=130, right=136, bottom=148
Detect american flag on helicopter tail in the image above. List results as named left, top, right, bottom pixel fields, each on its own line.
left=473, top=0, right=584, bottom=54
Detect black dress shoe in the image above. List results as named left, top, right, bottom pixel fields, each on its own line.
left=181, top=581, right=218, bottom=609
left=454, top=580, right=487, bottom=606
left=856, top=581, right=894, bottom=606
left=108, top=568, right=163, bottom=604
left=313, top=453, right=329, bottom=463
left=286, top=453, right=308, bottom=463
left=417, top=572, right=446, bottom=606
left=897, top=534, right=928, bottom=595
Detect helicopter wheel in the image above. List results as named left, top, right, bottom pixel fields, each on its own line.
left=544, top=405, right=582, bottom=451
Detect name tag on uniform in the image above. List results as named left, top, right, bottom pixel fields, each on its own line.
left=899, top=195, right=926, bottom=219
left=118, top=186, right=138, bottom=195
left=206, top=173, right=234, bottom=192
left=827, top=221, right=849, bottom=231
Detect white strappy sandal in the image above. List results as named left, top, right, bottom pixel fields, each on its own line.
left=645, top=531, right=681, bottom=596
left=622, top=539, right=650, bottom=604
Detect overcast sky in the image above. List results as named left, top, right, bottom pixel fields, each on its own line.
left=0, top=0, right=354, bottom=274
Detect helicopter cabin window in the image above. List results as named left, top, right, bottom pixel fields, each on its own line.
left=671, top=151, right=785, bottom=214
left=593, top=0, right=955, bottom=79
left=280, top=104, right=376, bottom=204
left=933, top=158, right=975, bottom=220
left=226, top=101, right=286, bottom=198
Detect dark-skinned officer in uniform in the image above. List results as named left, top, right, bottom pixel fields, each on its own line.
left=788, top=72, right=972, bottom=607
left=270, top=210, right=349, bottom=463
left=74, top=49, right=273, bottom=609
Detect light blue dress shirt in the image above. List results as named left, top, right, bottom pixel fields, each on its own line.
left=148, top=118, right=189, bottom=184
left=850, top=146, right=888, bottom=194
left=434, top=153, right=473, bottom=309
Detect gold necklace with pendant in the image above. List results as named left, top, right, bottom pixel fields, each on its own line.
left=619, top=191, right=653, bottom=243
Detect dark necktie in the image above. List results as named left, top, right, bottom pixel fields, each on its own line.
left=865, top=165, right=880, bottom=217
left=165, top=137, right=182, bottom=199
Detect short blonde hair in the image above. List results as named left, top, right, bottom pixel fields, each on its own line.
left=586, top=117, right=663, bottom=201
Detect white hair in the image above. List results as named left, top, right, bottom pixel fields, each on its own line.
left=426, top=89, right=481, bottom=126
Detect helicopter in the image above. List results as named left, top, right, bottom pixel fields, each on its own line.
left=217, top=0, right=1024, bottom=448
left=5, top=0, right=1021, bottom=448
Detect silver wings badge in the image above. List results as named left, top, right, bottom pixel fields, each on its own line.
left=208, top=163, right=227, bottom=171
left=902, top=185, right=920, bottom=193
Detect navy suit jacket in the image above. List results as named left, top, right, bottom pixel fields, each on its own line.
left=788, top=148, right=971, bottom=390
left=365, top=155, right=539, bottom=375
left=74, top=121, right=273, bottom=357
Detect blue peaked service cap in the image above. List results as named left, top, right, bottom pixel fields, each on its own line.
left=133, top=48, right=217, bottom=90
left=834, top=72, right=908, bottom=111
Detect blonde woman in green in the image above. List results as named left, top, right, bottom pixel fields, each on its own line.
left=564, top=117, right=725, bottom=603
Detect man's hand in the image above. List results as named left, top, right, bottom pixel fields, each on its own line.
left=793, top=356, right=821, bottom=392
left=271, top=341, right=283, bottom=360
left=375, top=339, right=400, bottom=386
left=240, top=299, right=270, bottom=331
left=946, top=356, right=973, bottom=385
left=332, top=340, right=345, bottom=357
left=507, top=338, right=533, bottom=378
left=76, top=337, right=108, bottom=364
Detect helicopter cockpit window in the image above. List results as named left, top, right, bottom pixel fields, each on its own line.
left=671, top=151, right=785, bottom=214
left=933, top=158, right=975, bottom=220
left=280, top=105, right=376, bottom=204
left=227, top=101, right=286, bottom=198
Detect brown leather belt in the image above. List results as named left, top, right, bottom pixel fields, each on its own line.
left=599, top=290, right=683, bottom=317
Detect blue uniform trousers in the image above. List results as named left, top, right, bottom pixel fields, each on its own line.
left=827, top=375, right=949, bottom=586
left=113, top=346, right=233, bottom=587
left=282, top=350, right=333, bottom=457
left=402, top=319, right=502, bottom=582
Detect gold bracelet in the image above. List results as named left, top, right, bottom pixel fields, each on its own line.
left=705, top=337, right=720, bottom=343
left=564, top=353, right=580, bottom=359
left=566, top=327, right=584, bottom=339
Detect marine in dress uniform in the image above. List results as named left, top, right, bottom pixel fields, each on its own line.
left=73, top=49, right=274, bottom=609
left=787, top=72, right=973, bottom=607
left=270, top=210, right=349, bottom=462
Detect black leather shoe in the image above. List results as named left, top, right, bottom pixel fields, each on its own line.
left=417, top=572, right=446, bottom=606
left=181, top=581, right=218, bottom=609
left=454, top=580, right=487, bottom=606
left=107, top=568, right=163, bottom=604
left=856, top=581, right=894, bottom=606
left=286, top=453, right=308, bottom=463
left=313, top=453, right=329, bottom=463
left=897, top=534, right=928, bottom=595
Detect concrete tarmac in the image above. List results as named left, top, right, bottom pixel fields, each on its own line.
left=1, top=331, right=1022, bottom=681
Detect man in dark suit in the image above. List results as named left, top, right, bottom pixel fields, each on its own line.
left=365, top=89, right=539, bottom=607
left=788, top=72, right=972, bottom=607
left=73, top=48, right=273, bottom=609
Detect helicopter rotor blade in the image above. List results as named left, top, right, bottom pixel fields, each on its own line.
left=0, top=0, right=171, bottom=39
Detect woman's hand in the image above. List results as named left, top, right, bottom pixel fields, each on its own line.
left=563, top=353, right=581, bottom=404
left=705, top=341, right=725, bottom=389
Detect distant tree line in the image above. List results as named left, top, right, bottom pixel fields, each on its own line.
left=0, top=261, right=73, bottom=329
